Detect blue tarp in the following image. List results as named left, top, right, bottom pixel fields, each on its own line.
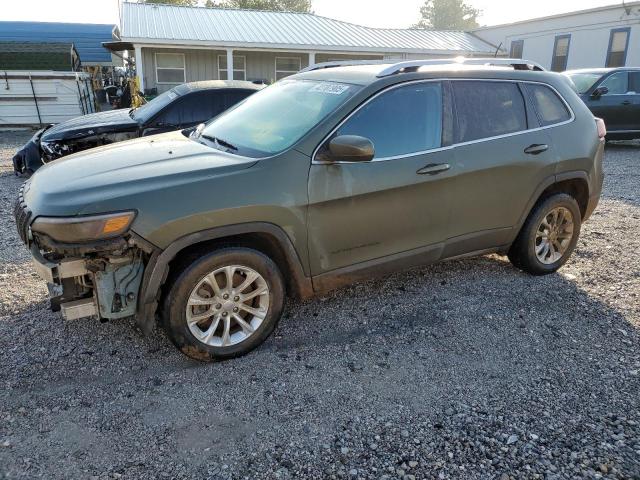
left=0, top=21, right=116, bottom=64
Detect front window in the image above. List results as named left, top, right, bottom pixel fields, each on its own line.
left=599, top=71, right=629, bottom=95
left=322, top=82, right=443, bottom=160
left=565, top=72, right=602, bottom=94
left=199, top=80, right=360, bottom=157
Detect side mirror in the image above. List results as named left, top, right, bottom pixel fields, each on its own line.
left=591, top=86, right=609, bottom=98
left=327, top=135, right=375, bottom=163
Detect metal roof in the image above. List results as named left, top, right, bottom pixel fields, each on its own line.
left=120, top=2, right=497, bottom=55
left=0, top=22, right=117, bottom=64
left=0, top=41, right=80, bottom=71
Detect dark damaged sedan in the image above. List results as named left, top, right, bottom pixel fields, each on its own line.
left=12, top=80, right=263, bottom=175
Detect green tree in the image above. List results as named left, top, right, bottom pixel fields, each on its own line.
left=204, top=0, right=312, bottom=13
left=143, top=0, right=198, bottom=6
left=413, top=0, right=480, bottom=30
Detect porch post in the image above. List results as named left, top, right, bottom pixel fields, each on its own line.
left=226, top=48, right=234, bottom=80
left=134, top=45, right=145, bottom=92
left=308, top=51, right=316, bottom=67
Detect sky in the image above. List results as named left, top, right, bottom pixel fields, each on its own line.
left=0, top=0, right=621, bottom=28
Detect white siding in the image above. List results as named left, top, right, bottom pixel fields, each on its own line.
left=473, top=4, right=640, bottom=70
left=0, top=72, right=94, bottom=126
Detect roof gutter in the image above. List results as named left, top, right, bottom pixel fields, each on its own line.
left=118, top=37, right=498, bottom=56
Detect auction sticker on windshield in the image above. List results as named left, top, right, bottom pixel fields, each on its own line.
left=309, top=83, right=351, bottom=95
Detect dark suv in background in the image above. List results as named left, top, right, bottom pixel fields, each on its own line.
left=12, top=80, right=263, bottom=176
left=565, top=67, right=640, bottom=140
left=15, top=58, right=605, bottom=361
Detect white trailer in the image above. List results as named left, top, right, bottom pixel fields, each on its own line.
left=0, top=70, right=95, bottom=127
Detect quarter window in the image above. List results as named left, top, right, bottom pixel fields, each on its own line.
left=332, top=82, right=443, bottom=159
left=452, top=81, right=527, bottom=143
left=218, top=55, right=246, bottom=81
left=275, top=57, right=302, bottom=81
left=155, top=53, right=186, bottom=84
left=551, top=35, right=571, bottom=72
left=525, top=84, right=571, bottom=126
left=606, top=28, right=630, bottom=68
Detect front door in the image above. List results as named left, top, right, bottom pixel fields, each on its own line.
left=307, top=81, right=454, bottom=275
left=587, top=71, right=636, bottom=132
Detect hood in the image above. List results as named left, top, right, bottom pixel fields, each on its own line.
left=25, top=130, right=258, bottom=218
left=41, top=109, right=138, bottom=142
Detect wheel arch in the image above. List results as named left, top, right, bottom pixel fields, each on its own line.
left=519, top=172, right=590, bottom=227
left=135, top=222, right=313, bottom=333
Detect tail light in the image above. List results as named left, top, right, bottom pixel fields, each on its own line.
left=595, top=117, right=606, bottom=140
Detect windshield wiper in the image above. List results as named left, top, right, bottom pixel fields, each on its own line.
left=201, top=134, right=238, bottom=152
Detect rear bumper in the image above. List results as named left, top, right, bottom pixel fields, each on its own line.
left=584, top=141, right=605, bottom=222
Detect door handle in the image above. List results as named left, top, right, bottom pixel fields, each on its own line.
left=524, top=144, right=548, bottom=155
left=417, top=163, right=450, bottom=175
left=621, top=100, right=632, bottom=105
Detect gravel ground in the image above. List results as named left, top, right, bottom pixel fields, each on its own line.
left=0, top=129, right=639, bottom=480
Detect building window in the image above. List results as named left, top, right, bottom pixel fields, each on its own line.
left=551, top=35, right=570, bottom=72
left=606, top=28, right=630, bottom=67
left=218, top=55, right=246, bottom=80
left=510, top=40, right=524, bottom=59
left=275, top=57, right=301, bottom=81
left=155, top=53, right=186, bottom=84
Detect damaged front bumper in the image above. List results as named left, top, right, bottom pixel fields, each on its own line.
left=29, top=240, right=145, bottom=322
left=12, top=127, right=49, bottom=176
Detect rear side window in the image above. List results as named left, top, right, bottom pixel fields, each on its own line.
left=452, top=81, right=527, bottom=143
left=525, top=84, right=571, bottom=126
left=334, top=82, right=443, bottom=159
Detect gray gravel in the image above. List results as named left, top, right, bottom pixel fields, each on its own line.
left=0, top=129, right=639, bottom=479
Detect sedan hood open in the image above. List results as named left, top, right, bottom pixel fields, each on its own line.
left=25, top=130, right=258, bottom=217
left=41, top=108, right=138, bottom=142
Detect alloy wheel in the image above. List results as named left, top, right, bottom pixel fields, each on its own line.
left=534, top=206, right=574, bottom=265
left=186, top=265, right=270, bottom=347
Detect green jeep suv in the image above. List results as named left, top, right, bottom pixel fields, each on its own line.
left=15, top=58, right=605, bottom=361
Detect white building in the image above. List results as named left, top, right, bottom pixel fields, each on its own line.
left=473, top=2, right=640, bottom=71
left=110, top=1, right=498, bottom=94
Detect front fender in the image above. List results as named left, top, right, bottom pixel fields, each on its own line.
left=135, top=222, right=313, bottom=333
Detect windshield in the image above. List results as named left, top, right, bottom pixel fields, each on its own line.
left=130, top=88, right=181, bottom=123
left=199, top=79, right=361, bottom=157
left=565, top=72, right=603, bottom=94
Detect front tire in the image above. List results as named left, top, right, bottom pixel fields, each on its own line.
left=162, top=247, right=285, bottom=361
left=508, top=193, right=581, bottom=275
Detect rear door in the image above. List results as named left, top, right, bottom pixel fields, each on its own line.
left=446, top=80, right=559, bottom=254
left=627, top=71, right=640, bottom=133
left=307, top=80, right=454, bottom=275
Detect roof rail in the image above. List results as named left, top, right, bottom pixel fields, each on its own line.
left=300, top=59, right=390, bottom=73
left=376, top=57, right=545, bottom=77
left=300, top=57, right=545, bottom=76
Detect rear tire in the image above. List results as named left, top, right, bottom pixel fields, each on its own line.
left=508, top=193, right=581, bottom=275
left=162, top=247, right=285, bottom=361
